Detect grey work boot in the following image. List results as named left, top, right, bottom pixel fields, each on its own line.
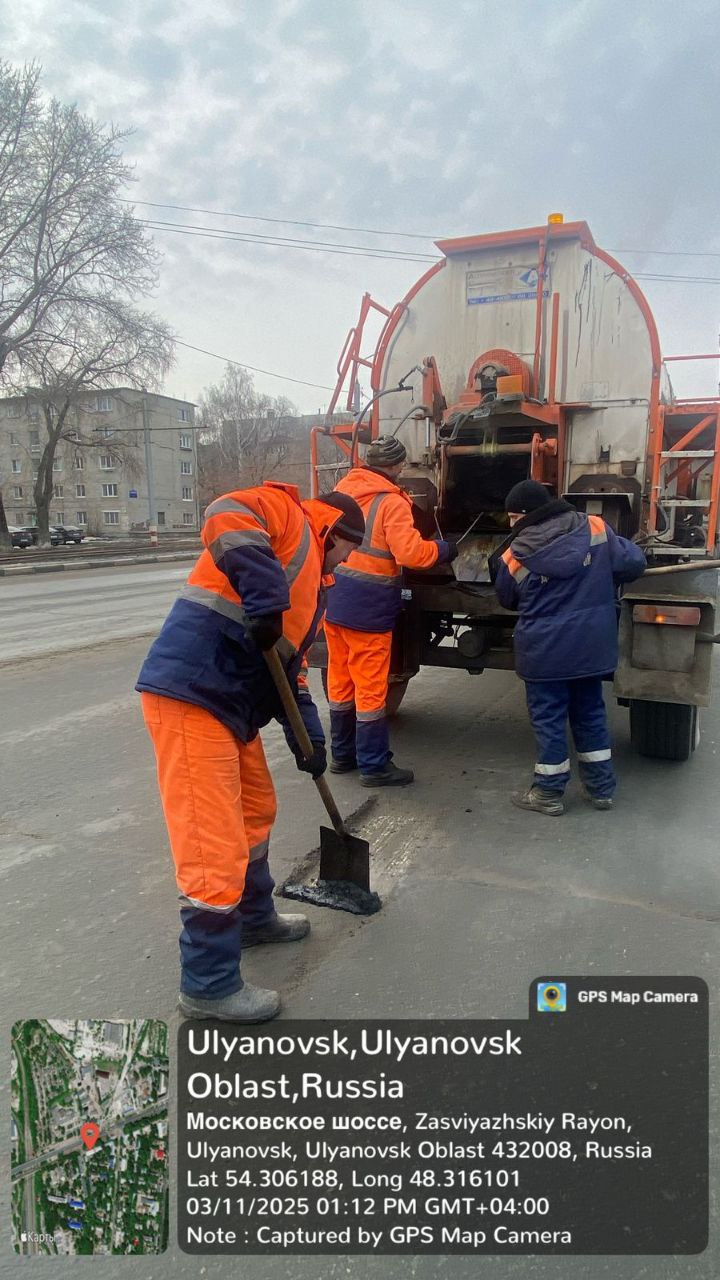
left=242, top=913, right=310, bottom=948
left=329, top=757, right=358, bottom=774
left=580, top=785, right=613, bottom=810
left=360, top=762, right=414, bottom=787
left=178, top=983, right=280, bottom=1023
left=512, top=787, right=564, bottom=817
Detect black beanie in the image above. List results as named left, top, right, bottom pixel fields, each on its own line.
left=505, top=479, right=552, bottom=514
left=322, top=491, right=365, bottom=545
left=365, top=435, right=407, bottom=469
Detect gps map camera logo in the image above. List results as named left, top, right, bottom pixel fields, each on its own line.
left=537, top=981, right=567, bottom=1012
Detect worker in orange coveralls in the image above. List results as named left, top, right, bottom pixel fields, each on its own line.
left=136, top=481, right=364, bottom=1023
left=324, top=436, right=458, bottom=785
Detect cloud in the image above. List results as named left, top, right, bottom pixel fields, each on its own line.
left=1, top=0, right=720, bottom=409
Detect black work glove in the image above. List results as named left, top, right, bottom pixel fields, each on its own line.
left=446, top=539, right=459, bottom=563
left=292, top=741, right=327, bottom=779
left=245, top=612, right=284, bottom=652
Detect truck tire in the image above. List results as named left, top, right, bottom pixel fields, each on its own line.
left=629, top=700, right=698, bottom=762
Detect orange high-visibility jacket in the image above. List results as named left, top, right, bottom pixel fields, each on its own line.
left=325, top=466, right=450, bottom=632
left=137, top=481, right=346, bottom=741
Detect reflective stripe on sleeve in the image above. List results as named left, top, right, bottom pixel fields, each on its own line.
left=535, top=759, right=570, bottom=775
left=577, top=748, right=612, bottom=762
left=208, top=528, right=270, bottom=562
left=180, top=583, right=248, bottom=625
left=204, top=497, right=269, bottom=528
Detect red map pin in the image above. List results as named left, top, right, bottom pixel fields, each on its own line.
left=80, top=1122, right=100, bottom=1150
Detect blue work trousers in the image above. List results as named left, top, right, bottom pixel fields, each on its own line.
left=179, top=854, right=275, bottom=999
left=524, top=676, right=615, bottom=798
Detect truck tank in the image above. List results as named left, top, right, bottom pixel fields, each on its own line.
left=310, top=218, right=720, bottom=760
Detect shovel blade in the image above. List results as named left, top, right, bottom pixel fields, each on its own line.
left=319, top=826, right=371, bottom=891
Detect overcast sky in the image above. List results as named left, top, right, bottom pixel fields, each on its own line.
left=3, top=0, right=720, bottom=411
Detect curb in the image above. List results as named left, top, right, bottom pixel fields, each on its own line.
left=0, top=551, right=198, bottom=578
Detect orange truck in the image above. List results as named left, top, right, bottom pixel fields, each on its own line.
left=309, top=218, right=720, bottom=762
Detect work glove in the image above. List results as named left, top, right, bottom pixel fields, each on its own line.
left=292, top=741, right=327, bottom=779
left=245, top=611, right=284, bottom=652
left=445, top=539, right=459, bottom=563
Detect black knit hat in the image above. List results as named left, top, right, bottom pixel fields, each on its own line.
left=365, top=435, right=407, bottom=469
left=322, top=491, right=365, bottom=545
left=505, top=479, right=552, bottom=514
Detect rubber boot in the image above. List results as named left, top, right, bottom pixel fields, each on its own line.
left=511, top=786, right=564, bottom=816
left=242, top=913, right=310, bottom=947
left=361, top=761, right=414, bottom=787
left=178, top=982, right=280, bottom=1022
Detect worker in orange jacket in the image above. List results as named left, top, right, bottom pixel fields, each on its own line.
left=325, top=436, right=457, bottom=785
left=136, top=481, right=364, bottom=1023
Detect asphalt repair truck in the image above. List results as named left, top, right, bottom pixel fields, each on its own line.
left=309, top=217, right=720, bottom=762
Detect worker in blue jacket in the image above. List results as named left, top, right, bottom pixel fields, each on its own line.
left=492, top=480, right=646, bottom=815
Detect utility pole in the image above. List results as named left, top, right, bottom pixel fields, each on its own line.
left=142, top=394, right=158, bottom=546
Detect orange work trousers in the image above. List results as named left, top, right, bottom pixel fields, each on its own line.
left=324, top=623, right=393, bottom=772
left=140, top=693, right=276, bottom=911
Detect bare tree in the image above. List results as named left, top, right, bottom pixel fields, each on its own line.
left=0, top=60, right=166, bottom=547
left=12, top=305, right=173, bottom=543
left=197, top=363, right=297, bottom=501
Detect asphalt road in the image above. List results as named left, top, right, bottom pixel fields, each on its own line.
left=1, top=563, right=718, bottom=1279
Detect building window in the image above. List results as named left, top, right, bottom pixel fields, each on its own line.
left=179, top=433, right=192, bottom=449
left=180, top=460, right=192, bottom=475
left=183, top=512, right=194, bottom=526
left=99, top=425, right=114, bottom=438
left=11, top=459, right=21, bottom=473
left=182, top=486, right=193, bottom=501
left=74, top=453, right=84, bottom=470
left=7, top=403, right=21, bottom=418
left=27, top=511, right=37, bottom=526
left=28, top=404, right=40, bottom=423
left=75, top=482, right=86, bottom=498
left=53, top=484, right=64, bottom=498
left=76, top=511, right=88, bottom=525
left=157, top=510, right=166, bottom=526
left=29, top=430, right=40, bottom=446
left=32, top=468, right=39, bottom=481
left=177, top=407, right=190, bottom=422
left=13, top=511, right=24, bottom=524
left=99, top=455, right=115, bottom=470
left=54, top=511, right=64, bottom=523
left=9, top=432, right=18, bottom=445
left=52, top=458, right=63, bottom=471
left=101, top=483, right=118, bottom=497
left=103, top=511, right=120, bottom=525
left=96, top=395, right=112, bottom=412
left=11, top=485, right=23, bottom=499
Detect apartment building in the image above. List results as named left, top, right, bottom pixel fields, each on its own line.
left=1, top=389, right=198, bottom=535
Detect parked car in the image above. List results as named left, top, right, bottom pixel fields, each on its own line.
left=51, top=524, right=84, bottom=544
left=8, top=526, right=33, bottom=549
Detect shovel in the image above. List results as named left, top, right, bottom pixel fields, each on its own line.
left=264, top=648, right=380, bottom=914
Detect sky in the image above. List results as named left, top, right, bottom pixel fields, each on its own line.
left=2, top=0, right=720, bottom=412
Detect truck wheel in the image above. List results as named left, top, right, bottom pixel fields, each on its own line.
left=629, top=700, right=698, bottom=762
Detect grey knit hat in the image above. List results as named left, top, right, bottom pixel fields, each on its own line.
left=365, top=435, right=407, bottom=469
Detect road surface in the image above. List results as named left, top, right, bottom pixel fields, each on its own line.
left=1, top=563, right=717, bottom=1278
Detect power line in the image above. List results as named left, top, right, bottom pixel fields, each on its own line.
left=175, top=339, right=335, bottom=391
left=140, top=220, right=435, bottom=264
left=124, top=198, right=438, bottom=242
left=141, top=218, right=435, bottom=261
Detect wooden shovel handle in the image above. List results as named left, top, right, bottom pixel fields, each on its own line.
left=263, top=647, right=347, bottom=836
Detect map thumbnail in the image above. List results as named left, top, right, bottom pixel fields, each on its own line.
left=11, top=1018, right=168, bottom=1255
